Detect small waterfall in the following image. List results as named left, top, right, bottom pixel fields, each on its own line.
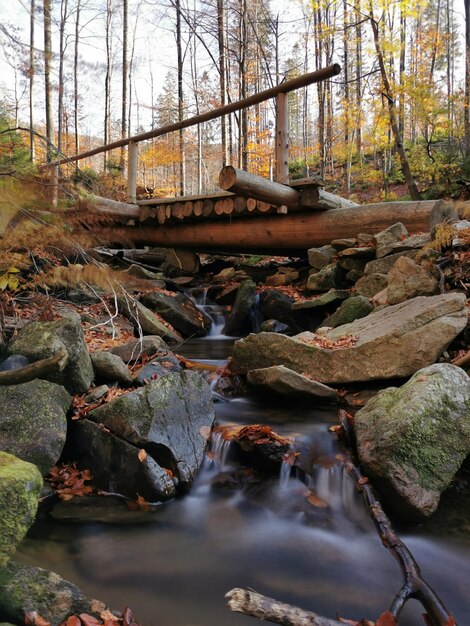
left=207, top=429, right=234, bottom=471
left=190, top=287, right=229, bottom=338
left=249, top=293, right=263, bottom=333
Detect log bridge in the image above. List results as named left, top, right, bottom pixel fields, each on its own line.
left=78, top=167, right=455, bottom=253
left=44, top=63, right=456, bottom=254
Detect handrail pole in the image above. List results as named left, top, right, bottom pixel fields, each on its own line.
left=48, top=64, right=341, bottom=168
left=127, top=142, right=138, bottom=203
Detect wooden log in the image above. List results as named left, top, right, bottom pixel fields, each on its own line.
left=300, top=188, right=359, bottom=210
left=183, top=201, right=193, bottom=217
left=202, top=198, right=214, bottom=217
left=246, top=198, right=257, bottom=212
left=157, top=205, right=166, bottom=225
left=165, top=205, right=172, bottom=219
left=233, top=196, right=247, bottom=213
left=193, top=200, right=203, bottom=217
left=78, top=194, right=141, bottom=218
left=95, top=200, right=456, bottom=252
left=226, top=589, right=344, bottom=626
left=172, top=202, right=184, bottom=220
left=0, top=350, right=68, bottom=386
left=214, top=199, right=225, bottom=215
left=219, top=166, right=301, bottom=209
left=257, top=200, right=272, bottom=213
left=223, top=198, right=233, bottom=214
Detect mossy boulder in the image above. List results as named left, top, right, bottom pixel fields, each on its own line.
left=90, top=351, right=133, bottom=385
left=306, top=263, right=345, bottom=292
left=355, top=363, right=470, bottom=519
left=0, top=380, right=71, bottom=475
left=324, top=295, right=373, bottom=328
left=7, top=317, right=93, bottom=394
left=0, top=562, right=97, bottom=626
left=0, top=453, right=42, bottom=567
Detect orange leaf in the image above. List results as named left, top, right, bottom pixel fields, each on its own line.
left=24, top=613, right=51, bottom=626
left=138, top=449, right=147, bottom=462
left=63, top=616, right=82, bottom=626
left=78, top=614, right=101, bottom=626
left=376, top=612, right=396, bottom=626
left=444, top=617, right=456, bottom=626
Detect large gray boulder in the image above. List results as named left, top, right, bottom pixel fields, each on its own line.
left=0, top=562, right=99, bottom=626
left=0, top=380, right=71, bottom=474
left=355, top=363, right=470, bottom=519
left=0, top=452, right=42, bottom=567
left=88, top=370, right=214, bottom=489
left=117, top=295, right=182, bottom=344
left=232, top=293, right=468, bottom=384
left=109, top=335, right=168, bottom=362
left=142, top=291, right=211, bottom=337
left=374, top=222, right=409, bottom=258
left=386, top=256, right=440, bottom=305
left=7, top=317, right=93, bottom=394
left=247, top=366, right=339, bottom=403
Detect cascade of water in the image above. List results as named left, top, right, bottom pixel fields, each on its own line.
left=249, top=293, right=263, bottom=333
left=189, top=287, right=229, bottom=338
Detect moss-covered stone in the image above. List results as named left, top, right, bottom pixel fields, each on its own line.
left=0, top=380, right=71, bottom=475
left=324, top=295, right=373, bottom=328
left=306, top=263, right=345, bottom=292
left=0, top=562, right=97, bottom=626
left=355, top=363, right=470, bottom=519
left=0, top=452, right=42, bottom=567
left=7, top=317, right=93, bottom=394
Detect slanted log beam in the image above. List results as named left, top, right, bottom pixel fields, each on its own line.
left=219, top=166, right=301, bottom=209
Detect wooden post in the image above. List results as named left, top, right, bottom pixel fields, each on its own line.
left=127, top=141, right=138, bottom=204
left=49, top=164, right=59, bottom=209
left=275, top=92, right=289, bottom=184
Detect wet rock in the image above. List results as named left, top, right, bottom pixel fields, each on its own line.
left=67, top=288, right=102, bottom=304
left=109, top=335, right=168, bottom=362
left=0, top=452, right=42, bottom=567
left=265, top=267, right=299, bottom=287
left=259, top=289, right=313, bottom=333
left=374, top=222, right=409, bottom=258
left=364, top=250, right=418, bottom=276
left=68, top=418, right=176, bottom=500
left=232, top=293, right=467, bottom=384
left=90, top=352, right=133, bottom=385
left=7, top=317, right=93, bottom=394
left=386, top=256, right=440, bottom=305
left=258, top=319, right=289, bottom=333
left=133, top=352, right=182, bottom=385
left=126, top=264, right=166, bottom=283
left=306, top=263, right=345, bottom=292
left=117, top=295, right=182, bottom=344
left=292, top=289, right=350, bottom=311
left=223, top=280, right=257, bottom=336
left=0, top=562, right=100, bottom=626
left=142, top=291, right=211, bottom=337
left=247, top=366, right=340, bottom=403
left=0, top=380, right=71, bottom=474
left=307, top=245, right=336, bottom=270
left=354, top=272, right=388, bottom=298
left=324, top=295, right=373, bottom=328
left=88, top=370, right=215, bottom=488
left=0, top=355, right=30, bottom=371
left=83, top=384, right=109, bottom=404
left=355, top=364, right=470, bottom=519
left=49, top=495, right=158, bottom=524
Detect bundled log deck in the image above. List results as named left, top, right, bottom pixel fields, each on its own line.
left=91, top=198, right=456, bottom=253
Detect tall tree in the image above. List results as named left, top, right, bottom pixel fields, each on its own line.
left=43, top=0, right=54, bottom=162
left=29, top=0, right=35, bottom=161
left=120, top=0, right=128, bottom=168
left=465, top=0, right=470, bottom=155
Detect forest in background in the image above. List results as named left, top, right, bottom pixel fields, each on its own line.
left=1, top=0, right=470, bottom=203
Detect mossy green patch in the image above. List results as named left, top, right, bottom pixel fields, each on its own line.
left=0, top=452, right=42, bottom=567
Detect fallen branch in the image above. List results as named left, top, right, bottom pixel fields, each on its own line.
left=0, top=349, right=68, bottom=385
left=337, top=410, right=456, bottom=626
left=225, top=588, right=345, bottom=626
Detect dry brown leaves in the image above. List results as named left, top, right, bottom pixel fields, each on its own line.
left=25, top=605, right=141, bottom=626
left=216, top=423, right=291, bottom=447
left=298, top=333, right=359, bottom=350
left=47, top=464, right=94, bottom=500
left=72, top=386, right=134, bottom=420
left=256, top=284, right=304, bottom=302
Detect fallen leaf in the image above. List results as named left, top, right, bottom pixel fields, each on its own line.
left=99, top=610, right=119, bottom=623
left=138, top=449, right=147, bottom=462
left=376, top=612, right=396, bottom=626
left=25, top=612, right=51, bottom=626
left=78, top=614, right=101, bottom=626
left=63, top=616, right=81, bottom=626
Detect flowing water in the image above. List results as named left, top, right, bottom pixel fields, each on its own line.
left=16, top=310, right=470, bottom=625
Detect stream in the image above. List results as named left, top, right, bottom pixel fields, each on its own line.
left=15, top=299, right=470, bottom=626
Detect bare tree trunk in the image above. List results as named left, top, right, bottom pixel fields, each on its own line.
left=104, top=0, right=112, bottom=170
left=120, top=0, right=128, bottom=169
left=74, top=0, right=80, bottom=171
left=29, top=0, right=35, bottom=161
left=465, top=0, right=470, bottom=155
left=343, top=0, right=350, bottom=194
left=239, top=0, right=248, bottom=171
left=43, top=0, right=54, bottom=162
left=175, top=0, right=185, bottom=195
left=217, top=0, right=228, bottom=165
left=57, top=0, right=68, bottom=162
left=398, top=6, right=406, bottom=138
left=369, top=5, right=421, bottom=200
left=354, top=0, right=362, bottom=160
